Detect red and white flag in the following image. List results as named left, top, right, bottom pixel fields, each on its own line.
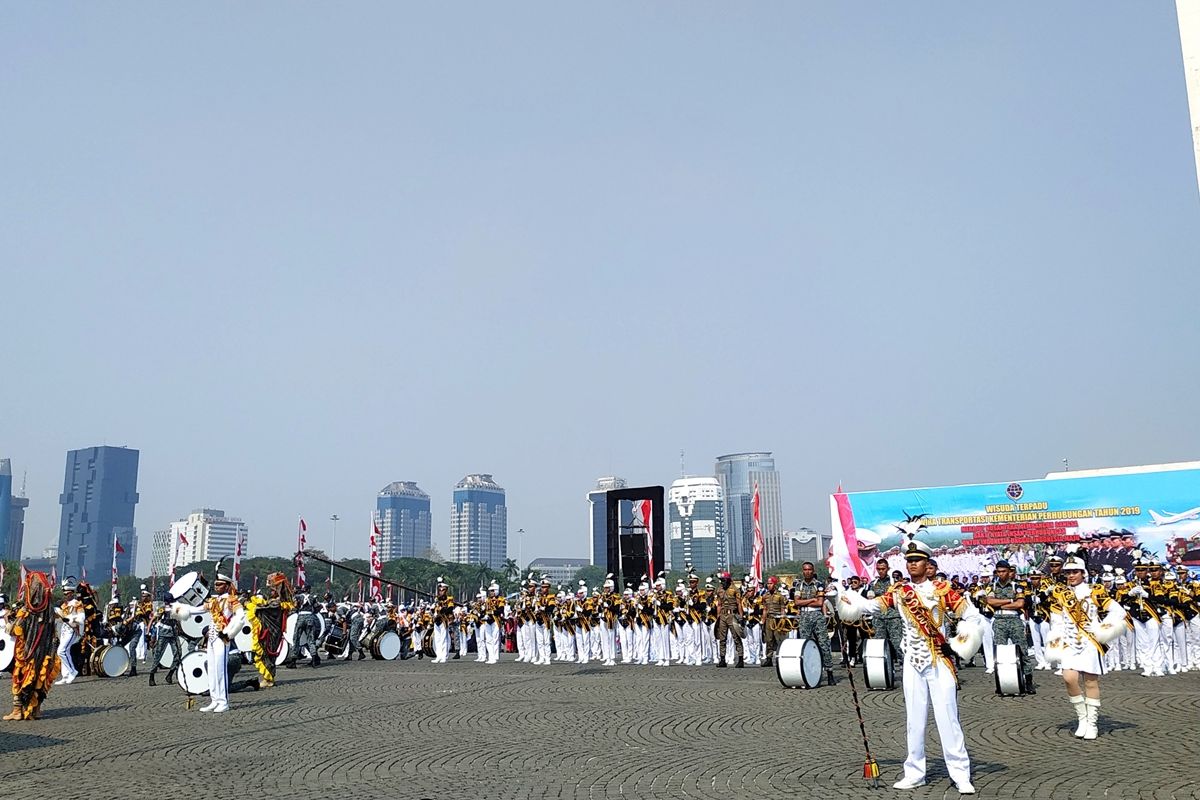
left=111, top=534, right=121, bottom=599
left=49, top=564, right=57, bottom=584
left=631, top=499, right=654, bottom=579
left=81, top=564, right=87, bottom=581
left=369, top=521, right=383, bottom=598
left=0, top=563, right=4, bottom=585
left=19, top=564, right=27, bottom=594
left=296, top=517, right=308, bottom=588
left=828, top=485, right=869, bottom=581
left=751, top=482, right=765, bottom=586
left=356, top=577, right=364, bottom=603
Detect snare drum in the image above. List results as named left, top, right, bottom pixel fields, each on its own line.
left=371, top=630, right=402, bottom=660
left=863, top=638, right=896, bottom=690
left=994, top=643, right=1027, bottom=696
left=90, top=644, right=130, bottom=678
left=168, top=571, right=210, bottom=607
left=0, top=630, right=15, bottom=672
left=324, top=627, right=348, bottom=658
left=776, top=638, right=824, bottom=689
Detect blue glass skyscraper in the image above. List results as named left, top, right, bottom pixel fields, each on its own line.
left=715, top=452, right=784, bottom=569
left=449, top=474, right=506, bottom=569
left=0, top=460, right=12, bottom=561
left=57, top=446, right=140, bottom=580
left=374, top=481, right=432, bottom=561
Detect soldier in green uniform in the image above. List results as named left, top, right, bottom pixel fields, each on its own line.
left=868, top=558, right=903, bottom=665
left=792, top=562, right=836, bottom=685
left=983, top=559, right=1036, bottom=693
left=759, top=576, right=788, bottom=667
left=714, top=571, right=744, bottom=668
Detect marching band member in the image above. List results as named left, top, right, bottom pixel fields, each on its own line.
left=147, top=603, right=183, bottom=687
left=573, top=581, right=591, bottom=665
left=53, top=578, right=85, bottom=685
left=840, top=539, right=983, bottom=794
left=713, top=571, right=744, bottom=668
left=478, top=582, right=504, bottom=664
left=1045, top=553, right=1126, bottom=740
left=431, top=578, right=455, bottom=664
left=172, top=571, right=245, bottom=713
left=1179, top=565, right=1200, bottom=671
left=5, top=572, right=60, bottom=721
left=533, top=577, right=555, bottom=666
left=617, top=587, right=635, bottom=664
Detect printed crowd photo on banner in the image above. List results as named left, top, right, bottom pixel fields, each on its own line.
left=828, top=462, right=1200, bottom=581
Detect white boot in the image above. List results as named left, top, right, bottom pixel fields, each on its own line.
left=1083, top=698, right=1100, bottom=740
left=1069, top=695, right=1087, bottom=738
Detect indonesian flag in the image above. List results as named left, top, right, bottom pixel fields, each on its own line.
left=296, top=517, right=308, bottom=588
left=0, top=563, right=4, bottom=585
left=357, top=576, right=364, bottom=603
left=49, top=564, right=56, bottom=584
left=750, top=482, right=764, bottom=586
left=81, top=564, right=87, bottom=580
left=632, top=499, right=654, bottom=579
left=170, top=530, right=186, bottom=584
left=111, top=534, right=120, bottom=598
left=370, top=521, right=382, bottom=598
left=19, top=564, right=27, bottom=594
left=233, top=529, right=245, bottom=585
left=828, top=485, right=869, bottom=581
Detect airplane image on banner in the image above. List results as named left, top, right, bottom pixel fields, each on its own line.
left=1149, top=507, right=1200, bottom=526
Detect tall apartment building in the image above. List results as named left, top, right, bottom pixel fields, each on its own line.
left=715, top=452, right=784, bottom=568
left=586, top=476, right=630, bottom=566
left=668, top=476, right=727, bottom=575
left=57, top=446, right=139, bottom=580
left=374, top=481, right=432, bottom=560
left=449, top=474, right=507, bottom=570
left=166, top=509, right=248, bottom=567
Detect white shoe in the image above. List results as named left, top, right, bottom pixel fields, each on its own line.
left=53, top=678, right=67, bottom=686
left=210, top=703, right=229, bottom=713
left=63, top=675, right=76, bottom=684
left=488, top=659, right=498, bottom=665
left=957, top=782, right=976, bottom=794
left=893, top=777, right=927, bottom=790
left=985, top=668, right=995, bottom=675
left=199, top=701, right=217, bottom=713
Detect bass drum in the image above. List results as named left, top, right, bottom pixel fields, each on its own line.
left=158, top=638, right=193, bottom=670
left=283, top=612, right=298, bottom=645
left=371, top=630, right=402, bottom=661
left=90, top=644, right=130, bottom=678
left=177, top=650, right=244, bottom=695
left=168, top=571, right=210, bottom=607
left=179, top=610, right=213, bottom=642
left=233, top=620, right=255, bottom=662
left=862, top=638, right=896, bottom=691
left=0, top=630, right=15, bottom=672
left=994, top=643, right=1027, bottom=696
left=776, top=638, right=824, bottom=689
left=274, top=638, right=291, bottom=666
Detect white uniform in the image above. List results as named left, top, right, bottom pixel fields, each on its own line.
left=173, top=593, right=245, bottom=712
left=842, top=579, right=982, bottom=791
left=54, top=599, right=85, bottom=683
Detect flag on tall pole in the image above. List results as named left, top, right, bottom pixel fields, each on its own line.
left=296, top=517, right=308, bottom=588
left=112, top=533, right=123, bottom=600
left=828, top=485, right=869, bottom=581
left=170, top=530, right=188, bottom=585
left=369, top=520, right=383, bottom=599
left=751, top=481, right=765, bottom=586
left=49, top=564, right=56, bottom=584
left=233, top=529, right=245, bottom=586
left=19, top=564, right=27, bottom=595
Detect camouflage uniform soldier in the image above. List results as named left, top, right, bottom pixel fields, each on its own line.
left=792, top=562, right=836, bottom=685
left=714, top=572, right=744, bottom=668
left=760, top=576, right=788, bottom=667
left=868, top=559, right=904, bottom=663
left=984, top=560, right=1036, bottom=693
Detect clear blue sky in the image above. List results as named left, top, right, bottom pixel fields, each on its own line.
left=3, top=4, right=1197, bottom=573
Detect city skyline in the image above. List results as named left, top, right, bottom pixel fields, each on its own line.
left=3, top=6, right=1198, bottom=576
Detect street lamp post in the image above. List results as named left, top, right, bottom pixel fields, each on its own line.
left=330, top=514, right=340, bottom=584
left=517, top=528, right=525, bottom=572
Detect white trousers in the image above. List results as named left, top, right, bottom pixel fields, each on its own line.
left=479, top=621, right=500, bottom=663
left=575, top=628, right=590, bottom=664
left=1161, top=617, right=1178, bottom=672
left=617, top=623, right=632, bottom=663
left=57, top=632, right=79, bottom=679
left=432, top=623, right=450, bottom=663
left=207, top=639, right=229, bottom=707
left=1133, top=618, right=1163, bottom=673
left=599, top=622, right=616, bottom=663
left=901, top=660, right=972, bottom=787
left=979, top=623, right=995, bottom=670
left=1187, top=618, right=1200, bottom=668
left=534, top=623, right=551, bottom=664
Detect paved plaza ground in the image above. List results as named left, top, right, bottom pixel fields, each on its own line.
left=0, top=656, right=1196, bottom=799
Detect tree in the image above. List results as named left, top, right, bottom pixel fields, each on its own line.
left=571, top=565, right=607, bottom=589
left=502, top=558, right=520, bottom=582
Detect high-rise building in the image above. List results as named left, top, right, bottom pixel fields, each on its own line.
left=586, top=476, right=630, bottom=566
left=0, top=460, right=12, bottom=560
left=449, top=474, right=507, bottom=569
left=57, top=446, right=139, bottom=580
left=168, top=509, right=249, bottom=567
left=783, top=528, right=831, bottom=565
left=150, top=528, right=173, bottom=576
left=668, top=476, right=727, bottom=575
left=374, top=481, right=432, bottom=561
left=9, top=494, right=29, bottom=561
left=715, top=452, right=784, bottom=569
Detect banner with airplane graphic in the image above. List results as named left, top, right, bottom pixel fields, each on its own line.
left=828, top=462, right=1200, bottom=579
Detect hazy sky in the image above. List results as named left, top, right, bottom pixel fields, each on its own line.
left=3, top=4, right=1198, bottom=573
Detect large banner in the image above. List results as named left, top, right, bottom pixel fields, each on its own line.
left=829, top=463, right=1200, bottom=580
